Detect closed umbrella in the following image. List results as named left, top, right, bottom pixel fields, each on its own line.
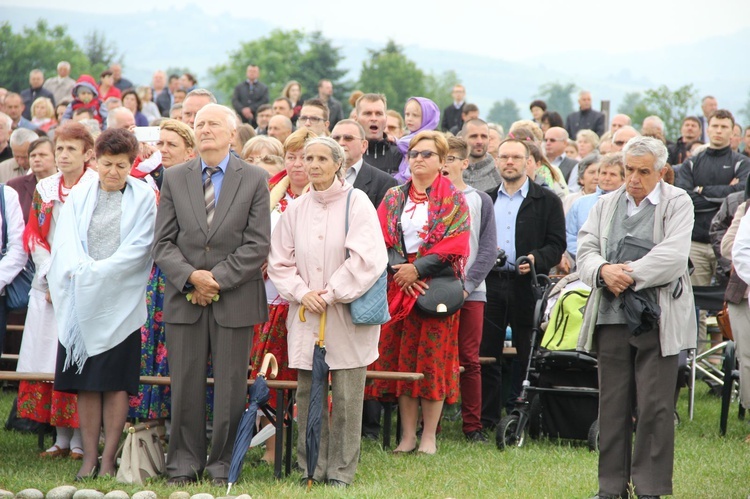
left=300, top=306, right=328, bottom=492
left=226, top=353, right=278, bottom=495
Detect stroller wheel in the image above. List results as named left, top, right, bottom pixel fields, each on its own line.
left=587, top=419, right=599, bottom=452
left=496, top=414, right=526, bottom=450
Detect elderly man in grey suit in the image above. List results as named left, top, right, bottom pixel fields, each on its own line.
left=577, top=136, right=695, bottom=499
left=153, top=103, right=271, bottom=486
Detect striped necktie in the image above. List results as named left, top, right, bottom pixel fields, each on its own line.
left=204, top=166, right=218, bottom=228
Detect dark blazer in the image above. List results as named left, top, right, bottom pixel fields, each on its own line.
left=442, top=103, right=464, bottom=132
left=153, top=154, right=271, bottom=328
left=231, top=80, right=270, bottom=126
left=487, top=179, right=566, bottom=275
left=565, top=109, right=605, bottom=138
left=6, top=173, right=36, bottom=223
left=326, top=96, right=344, bottom=131
left=354, top=161, right=398, bottom=208
left=156, top=89, right=172, bottom=117
left=557, top=156, right=579, bottom=186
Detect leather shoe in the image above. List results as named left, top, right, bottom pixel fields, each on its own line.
left=326, top=479, right=348, bottom=488
left=211, top=476, right=228, bottom=486
left=40, top=445, right=71, bottom=458
left=465, top=430, right=489, bottom=443
left=167, top=475, right=197, bottom=486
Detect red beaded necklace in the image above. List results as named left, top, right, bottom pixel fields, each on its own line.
left=58, top=170, right=86, bottom=202
left=408, top=184, right=428, bottom=204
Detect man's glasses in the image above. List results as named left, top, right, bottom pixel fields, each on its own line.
left=331, top=134, right=362, bottom=142
left=407, top=150, right=438, bottom=159
left=247, top=155, right=282, bottom=165
left=445, top=155, right=466, bottom=163
left=299, top=115, right=324, bottom=123
left=613, top=140, right=627, bottom=147
left=544, top=138, right=563, bottom=143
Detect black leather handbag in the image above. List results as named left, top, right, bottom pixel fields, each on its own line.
left=415, top=266, right=464, bottom=317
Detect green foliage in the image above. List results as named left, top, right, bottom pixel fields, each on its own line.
left=537, top=82, right=576, bottom=118
left=208, top=29, right=348, bottom=107
left=636, top=84, right=698, bottom=141
left=0, top=20, right=95, bottom=91
left=83, top=30, right=121, bottom=76
left=358, top=40, right=426, bottom=112
left=617, top=92, right=644, bottom=118
left=487, top=98, right=521, bottom=131
left=739, top=87, right=750, bottom=125
left=424, top=70, right=460, bottom=111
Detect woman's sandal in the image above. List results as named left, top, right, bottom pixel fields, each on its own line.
left=69, top=447, right=84, bottom=460
left=74, top=464, right=98, bottom=482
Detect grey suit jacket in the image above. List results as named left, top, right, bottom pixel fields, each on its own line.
left=153, top=154, right=271, bottom=328
left=353, top=161, right=398, bottom=208
left=558, top=156, right=579, bottom=185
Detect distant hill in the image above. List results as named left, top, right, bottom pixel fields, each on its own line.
left=3, top=5, right=748, bottom=121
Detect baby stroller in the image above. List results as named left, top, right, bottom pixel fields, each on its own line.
left=496, top=265, right=599, bottom=450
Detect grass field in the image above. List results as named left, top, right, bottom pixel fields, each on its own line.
left=0, top=386, right=748, bottom=498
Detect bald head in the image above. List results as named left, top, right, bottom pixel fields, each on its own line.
left=544, top=126, right=569, bottom=160
left=610, top=114, right=631, bottom=132
left=107, top=106, right=135, bottom=130
left=267, top=114, right=293, bottom=144
left=612, top=126, right=640, bottom=152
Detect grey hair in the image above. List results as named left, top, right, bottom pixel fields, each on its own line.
left=487, top=123, right=505, bottom=139
left=577, top=152, right=601, bottom=179
left=304, top=136, right=346, bottom=179
left=642, top=115, right=665, bottom=132
left=242, top=135, right=283, bottom=159
left=29, top=69, right=44, bottom=78
left=578, top=89, right=591, bottom=98
left=622, top=136, right=668, bottom=172
left=57, top=61, right=71, bottom=70
left=0, top=112, right=11, bottom=129
left=598, top=152, right=625, bottom=178
left=185, top=88, right=217, bottom=104
left=613, top=126, right=641, bottom=141
left=106, top=106, right=134, bottom=129
left=9, top=128, right=39, bottom=146
left=195, top=103, right=237, bottom=131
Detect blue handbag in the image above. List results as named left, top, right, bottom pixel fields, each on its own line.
left=0, top=185, right=34, bottom=311
left=345, top=189, right=390, bottom=325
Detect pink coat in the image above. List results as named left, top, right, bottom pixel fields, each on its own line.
left=268, top=179, right=387, bottom=370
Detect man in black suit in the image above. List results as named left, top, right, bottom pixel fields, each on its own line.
left=156, top=74, right=180, bottom=117
left=544, top=126, right=579, bottom=190
left=332, top=120, right=397, bottom=208
left=441, top=84, right=466, bottom=132
left=481, top=138, right=566, bottom=431
left=565, top=90, right=605, bottom=138
left=317, top=79, right=344, bottom=131
left=231, top=64, right=269, bottom=128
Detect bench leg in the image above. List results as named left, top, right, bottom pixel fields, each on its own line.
left=285, top=390, right=294, bottom=477
left=274, top=388, right=284, bottom=479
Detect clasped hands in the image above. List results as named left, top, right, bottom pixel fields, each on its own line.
left=188, top=270, right=220, bottom=306
left=392, top=263, right=429, bottom=298
left=600, top=263, right=635, bottom=297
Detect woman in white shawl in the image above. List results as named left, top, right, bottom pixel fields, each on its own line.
left=49, top=128, right=156, bottom=480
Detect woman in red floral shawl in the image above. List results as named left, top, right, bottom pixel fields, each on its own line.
left=367, top=130, right=470, bottom=455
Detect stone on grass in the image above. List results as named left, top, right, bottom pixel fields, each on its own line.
left=235, top=495, right=252, bottom=499
left=132, top=492, right=157, bottom=499
left=0, top=491, right=14, bottom=499
left=15, top=489, right=44, bottom=499
left=102, top=492, right=129, bottom=499
left=46, top=486, right=77, bottom=499
left=168, top=493, right=190, bottom=499
left=189, top=494, right=214, bottom=499
left=72, top=491, right=104, bottom=499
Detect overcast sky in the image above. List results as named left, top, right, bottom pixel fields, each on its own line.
left=5, top=0, right=750, bottom=61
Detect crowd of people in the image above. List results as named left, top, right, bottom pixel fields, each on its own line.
left=0, top=60, right=749, bottom=497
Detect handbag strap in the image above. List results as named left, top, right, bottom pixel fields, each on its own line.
left=345, top=189, right=353, bottom=258
left=0, top=184, right=7, bottom=256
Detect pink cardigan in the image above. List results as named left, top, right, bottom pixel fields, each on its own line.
left=267, top=179, right=387, bottom=370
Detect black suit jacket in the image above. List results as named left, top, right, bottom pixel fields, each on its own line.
left=6, top=172, right=36, bottom=223
left=232, top=80, right=270, bottom=126
left=487, top=179, right=566, bottom=275
left=156, top=89, right=172, bottom=117
left=557, top=156, right=579, bottom=185
left=442, top=103, right=464, bottom=132
left=353, top=161, right=398, bottom=208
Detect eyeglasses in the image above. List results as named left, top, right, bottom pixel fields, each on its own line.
left=247, top=155, right=282, bottom=165
left=299, top=115, right=324, bottom=123
left=331, top=134, right=363, bottom=142
left=407, top=150, right=438, bottom=159
left=613, top=140, right=627, bottom=147
left=445, top=155, right=466, bottom=163
left=544, top=138, right=563, bottom=143
left=498, top=154, right=527, bottom=162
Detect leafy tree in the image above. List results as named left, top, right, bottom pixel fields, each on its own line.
left=739, top=88, right=750, bottom=125
left=209, top=29, right=348, bottom=107
left=0, top=20, right=93, bottom=91
left=537, top=82, right=576, bottom=118
left=424, top=70, right=460, bottom=111
left=165, top=67, right=194, bottom=79
left=639, top=84, right=698, bottom=141
left=358, top=40, right=426, bottom=112
left=83, top=30, right=121, bottom=76
left=617, top=92, right=644, bottom=118
left=487, top=99, right=521, bottom=131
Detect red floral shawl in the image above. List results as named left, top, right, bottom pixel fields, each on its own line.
left=377, top=174, right=470, bottom=321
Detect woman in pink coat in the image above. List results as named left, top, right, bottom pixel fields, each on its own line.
left=268, top=136, right=387, bottom=487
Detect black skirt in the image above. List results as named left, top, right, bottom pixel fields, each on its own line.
left=54, top=330, right=141, bottom=395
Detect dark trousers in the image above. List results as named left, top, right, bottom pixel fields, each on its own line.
left=596, top=324, right=678, bottom=497
left=458, top=300, right=484, bottom=434
left=480, top=272, right=533, bottom=429
left=0, top=296, right=7, bottom=356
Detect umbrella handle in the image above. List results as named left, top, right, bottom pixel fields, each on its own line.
left=299, top=306, right=327, bottom=346
left=259, top=353, right=278, bottom=380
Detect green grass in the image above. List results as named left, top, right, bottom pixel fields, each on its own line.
left=0, top=387, right=748, bottom=498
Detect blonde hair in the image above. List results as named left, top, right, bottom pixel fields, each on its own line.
left=509, top=120, right=543, bottom=142
left=576, top=129, right=600, bottom=148
left=283, top=127, right=318, bottom=154
left=408, top=130, right=449, bottom=162
left=159, top=119, right=196, bottom=149
left=31, top=97, right=55, bottom=120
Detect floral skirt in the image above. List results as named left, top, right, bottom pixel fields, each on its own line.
left=249, top=302, right=297, bottom=410
left=128, top=265, right=171, bottom=419
left=17, top=381, right=79, bottom=427
left=366, top=307, right=460, bottom=403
